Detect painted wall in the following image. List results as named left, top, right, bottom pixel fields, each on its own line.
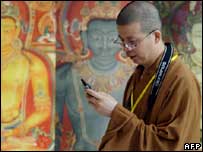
left=1, top=1, right=202, bottom=151
left=55, top=1, right=133, bottom=150
left=1, top=1, right=55, bottom=150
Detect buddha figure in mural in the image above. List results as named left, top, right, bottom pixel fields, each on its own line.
left=56, top=1, right=133, bottom=151
left=1, top=3, right=54, bottom=150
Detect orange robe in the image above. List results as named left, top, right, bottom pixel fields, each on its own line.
left=99, top=52, right=201, bottom=151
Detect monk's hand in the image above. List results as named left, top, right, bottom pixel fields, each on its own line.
left=85, top=89, right=118, bottom=117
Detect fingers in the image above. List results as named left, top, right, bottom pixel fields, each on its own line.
left=87, top=96, right=100, bottom=107
left=85, top=89, right=101, bottom=99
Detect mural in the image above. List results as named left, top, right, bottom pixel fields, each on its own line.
left=55, top=1, right=202, bottom=150
left=1, top=1, right=55, bottom=150
left=55, top=1, right=133, bottom=151
left=1, top=1, right=201, bottom=151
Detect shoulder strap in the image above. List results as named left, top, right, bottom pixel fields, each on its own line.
left=148, top=43, right=174, bottom=110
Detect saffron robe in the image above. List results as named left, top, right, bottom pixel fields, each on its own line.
left=99, top=53, right=201, bottom=151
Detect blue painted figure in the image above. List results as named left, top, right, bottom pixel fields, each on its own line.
left=56, top=19, right=133, bottom=150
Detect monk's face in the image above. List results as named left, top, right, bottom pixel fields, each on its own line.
left=1, top=17, right=19, bottom=47
left=117, top=21, right=156, bottom=66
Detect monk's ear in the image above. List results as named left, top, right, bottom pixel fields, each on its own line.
left=153, top=30, right=162, bottom=44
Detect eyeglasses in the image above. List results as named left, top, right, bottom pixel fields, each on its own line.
left=113, top=29, right=157, bottom=50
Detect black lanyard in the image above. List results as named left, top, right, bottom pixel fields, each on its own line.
left=147, top=43, right=174, bottom=110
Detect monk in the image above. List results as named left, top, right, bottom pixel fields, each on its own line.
left=85, top=1, right=201, bottom=151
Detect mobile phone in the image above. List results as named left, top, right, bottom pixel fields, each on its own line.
left=81, top=78, right=97, bottom=99
left=81, top=79, right=99, bottom=100
left=81, top=78, right=92, bottom=89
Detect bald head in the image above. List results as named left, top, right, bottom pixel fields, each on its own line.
left=116, top=1, right=161, bottom=33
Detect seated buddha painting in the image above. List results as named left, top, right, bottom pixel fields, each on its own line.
left=1, top=1, right=55, bottom=150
